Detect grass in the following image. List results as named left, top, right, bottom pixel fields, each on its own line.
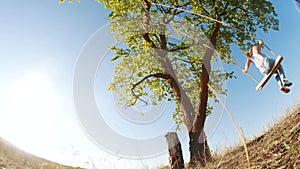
left=1, top=105, right=299, bottom=169
left=0, top=137, right=82, bottom=169
left=162, top=104, right=300, bottom=169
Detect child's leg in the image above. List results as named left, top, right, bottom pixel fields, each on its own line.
left=275, top=70, right=290, bottom=93
left=274, top=70, right=282, bottom=87
left=277, top=64, right=286, bottom=80
left=277, top=64, right=292, bottom=87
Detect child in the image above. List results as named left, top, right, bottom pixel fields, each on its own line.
left=243, top=40, right=292, bottom=93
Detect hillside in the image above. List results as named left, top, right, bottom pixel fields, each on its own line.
left=195, top=104, right=300, bottom=169
left=1, top=105, right=299, bottom=169
left=0, top=137, right=81, bottom=169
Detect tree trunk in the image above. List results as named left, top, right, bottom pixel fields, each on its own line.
left=189, top=22, right=220, bottom=167
left=141, top=1, right=218, bottom=167
left=188, top=48, right=213, bottom=167
left=189, top=131, right=213, bottom=167
left=165, top=132, right=184, bottom=169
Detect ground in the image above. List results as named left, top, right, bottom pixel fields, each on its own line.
left=193, top=104, right=300, bottom=169
left=1, top=105, right=299, bottom=169
left=160, top=104, right=300, bottom=169
left=0, top=137, right=81, bottom=169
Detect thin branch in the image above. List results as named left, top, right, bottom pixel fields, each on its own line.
left=199, top=5, right=210, bottom=16
left=129, top=88, right=149, bottom=107
left=229, top=6, right=240, bottom=13
left=212, top=0, right=216, bottom=11
left=157, top=3, right=167, bottom=13
left=174, top=0, right=180, bottom=7
left=166, top=2, right=190, bottom=23
left=128, top=73, right=173, bottom=107
left=218, top=2, right=229, bottom=17
left=165, top=5, right=173, bottom=14
left=168, top=42, right=194, bottom=52
left=156, top=5, right=165, bottom=13
left=154, top=34, right=160, bottom=43
left=174, top=10, right=184, bottom=15
left=171, top=57, right=191, bottom=64
left=165, top=9, right=177, bottom=24
left=132, top=73, right=172, bottom=89
left=168, top=46, right=189, bottom=52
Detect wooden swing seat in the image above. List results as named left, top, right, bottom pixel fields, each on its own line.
left=256, top=55, right=283, bottom=91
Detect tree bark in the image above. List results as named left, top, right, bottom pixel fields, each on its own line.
left=141, top=1, right=219, bottom=167
left=189, top=131, right=213, bottom=167
left=142, top=0, right=195, bottom=130
left=165, top=132, right=185, bottom=169
left=189, top=22, right=220, bottom=167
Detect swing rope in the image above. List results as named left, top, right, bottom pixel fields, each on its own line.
left=221, top=56, right=259, bottom=84
left=207, top=83, right=251, bottom=168
left=157, top=20, right=260, bottom=84
left=263, top=44, right=278, bottom=58
left=152, top=2, right=279, bottom=59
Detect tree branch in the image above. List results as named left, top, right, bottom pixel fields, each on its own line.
left=219, top=2, right=229, bottom=17
left=132, top=73, right=172, bottom=89
left=128, top=73, right=173, bottom=107
left=142, top=0, right=158, bottom=48
left=171, top=57, right=191, bottom=64
left=168, top=42, right=194, bottom=52
left=165, top=9, right=177, bottom=24
left=198, top=4, right=210, bottom=16
left=129, top=89, right=149, bottom=107
left=160, top=34, right=167, bottom=50
left=154, top=34, right=160, bottom=43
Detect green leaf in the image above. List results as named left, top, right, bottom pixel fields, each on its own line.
left=99, top=0, right=279, bottom=127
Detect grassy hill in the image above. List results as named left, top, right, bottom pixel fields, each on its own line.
left=194, top=104, right=300, bottom=169
left=160, top=104, right=300, bottom=169
left=0, top=137, right=82, bottom=169
left=1, top=105, right=299, bottom=169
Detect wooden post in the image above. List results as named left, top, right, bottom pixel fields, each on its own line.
left=165, top=132, right=184, bottom=169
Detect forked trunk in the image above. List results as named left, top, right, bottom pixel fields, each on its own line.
left=188, top=24, right=219, bottom=167
left=189, top=131, right=213, bottom=167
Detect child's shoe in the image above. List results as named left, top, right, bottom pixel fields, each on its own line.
left=283, top=80, right=292, bottom=87
left=280, top=86, right=290, bottom=93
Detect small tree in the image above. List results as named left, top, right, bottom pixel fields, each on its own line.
left=63, top=0, right=279, bottom=166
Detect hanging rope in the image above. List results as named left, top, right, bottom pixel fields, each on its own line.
left=157, top=20, right=260, bottom=84
left=152, top=2, right=278, bottom=58
left=221, top=56, right=259, bottom=84
left=263, top=44, right=278, bottom=58
left=207, top=83, right=251, bottom=168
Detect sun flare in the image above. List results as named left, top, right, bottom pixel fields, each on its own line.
left=0, top=70, right=63, bottom=157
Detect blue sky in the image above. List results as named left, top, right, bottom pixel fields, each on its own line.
left=0, top=1, right=300, bottom=168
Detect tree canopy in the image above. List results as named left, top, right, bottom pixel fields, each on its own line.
left=99, top=0, right=278, bottom=128
left=61, top=0, right=279, bottom=165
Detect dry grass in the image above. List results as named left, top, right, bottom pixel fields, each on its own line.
left=0, top=137, right=82, bottom=169
left=1, top=105, right=299, bottom=169
left=158, top=105, right=300, bottom=169
left=190, top=104, right=300, bottom=169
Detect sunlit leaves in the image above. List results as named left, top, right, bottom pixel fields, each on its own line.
left=99, top=0, right=279, bottom=127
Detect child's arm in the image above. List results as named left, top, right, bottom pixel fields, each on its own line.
left=243, top=57, right=251, bottom=73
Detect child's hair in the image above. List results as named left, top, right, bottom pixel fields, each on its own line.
left=246, top=48, right=253, bottom=58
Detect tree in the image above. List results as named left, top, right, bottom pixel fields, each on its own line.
left=63, top=0, right=279, bottom=166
